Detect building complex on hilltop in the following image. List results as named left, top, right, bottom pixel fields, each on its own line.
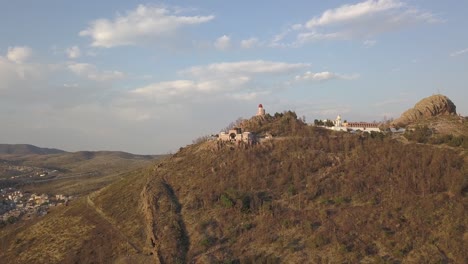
left=329, top=115, right=381, bottom=132
left=218, top=103, right=267, bottom=144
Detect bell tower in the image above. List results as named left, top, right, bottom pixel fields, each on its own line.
left=257, top=104, right=265, bottom=116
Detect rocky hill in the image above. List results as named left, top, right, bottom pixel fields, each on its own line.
left=394, top=94, right=457, bottom=126
left=1, top=112, right=466, bottom=263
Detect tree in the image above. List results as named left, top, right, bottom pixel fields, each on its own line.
left=222, top=117, right=244, bottom=132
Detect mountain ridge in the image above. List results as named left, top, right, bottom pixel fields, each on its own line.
left=0, top=144, right=66, bottom=155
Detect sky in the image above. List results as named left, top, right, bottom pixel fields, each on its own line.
left=0, top=0, right=467, bottom=154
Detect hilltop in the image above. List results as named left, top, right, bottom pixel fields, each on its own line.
left=1, top=111, right=466, bottom=263
left=394, top=94, right=458, bottom=127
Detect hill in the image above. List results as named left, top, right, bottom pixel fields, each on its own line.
left=394, top=94, right=457, bottom=127
left=1, top=112, right=466, bottom=263
left=0, top=147, right=163, bottom=195
left=0, top=144, right=65, bottom=155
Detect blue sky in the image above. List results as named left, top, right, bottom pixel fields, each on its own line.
left=0, top=0, right=467, bottom=154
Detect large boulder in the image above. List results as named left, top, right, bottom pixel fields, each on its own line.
left=394, top=94, right=457, bottom=126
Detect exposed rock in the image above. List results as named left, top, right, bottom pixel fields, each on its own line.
left=394, top=94, right=457, bottom=126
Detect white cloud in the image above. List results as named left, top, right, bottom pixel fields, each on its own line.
left=295, top=71, right=359, bottom=81
left=129, top=60, right=311, bottom=105
left=66, top=46, right=81, bottom=59
left=305, top=0, right=403, bottom=28
left=450, top=48, right=468, bottom=57
left=6, top=46, right=32, bottom=63
left=240, top=37, right=259, bottom=49
left=363, top=39, right=377, bottom=47
left=68, top=63, right=125, bottom=81
left=272, top=0, right=439, bottom=47
left=214, top=35, right=231, bottom=50
left=79, top=4, right=214, bottom=47
left=296, top=32, right=345, bottom=44
left=185, top=60, right=309, bottom=78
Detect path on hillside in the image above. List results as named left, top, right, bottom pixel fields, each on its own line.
left=86, top=195, right=143, bottom=254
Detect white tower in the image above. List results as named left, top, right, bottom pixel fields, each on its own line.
left=335, top=115, right=342, bottom=127
left=257, top=104, right=265, bottom=116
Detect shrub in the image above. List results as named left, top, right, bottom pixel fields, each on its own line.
left=220, top=193, right=234, bottom=208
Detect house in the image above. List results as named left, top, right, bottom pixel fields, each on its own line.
left=219, top=127, right=255, bottom=144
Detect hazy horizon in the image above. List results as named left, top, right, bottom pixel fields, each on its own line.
left=1, top=1, right=467, bottom=154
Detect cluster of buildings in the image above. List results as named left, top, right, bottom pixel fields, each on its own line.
left=1, top=161, right=58, bottom=179
left=218, top=104, right=266, bottom=144
left=218, top=127, right=256, bottom=144
left=327, top=115, right=381, bottom=132
left=216, top=104, right=406, bottom=145
left=0, top=188, right=72, bottom=224
left=321, top=115, right=406, bottom=133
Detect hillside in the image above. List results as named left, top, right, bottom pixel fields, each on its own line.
left=1, top=113, right=466, bottom=263
left=0, top=146, right=163, bottom=195
left=0, top=144, right=65, bottom=155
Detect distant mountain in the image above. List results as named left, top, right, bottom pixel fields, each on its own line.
left=0, top=144, right=66, bottom=155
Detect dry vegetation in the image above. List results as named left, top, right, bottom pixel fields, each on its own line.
left=1, top=112, right=466, bottom=263
left=141, top=113, right=467, bottom=263
left=0, top=168, right=157, bottom=263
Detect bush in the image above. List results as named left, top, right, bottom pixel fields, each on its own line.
left=220, top=193, right=234, bottom=208
left=200, top=236, right=215, bottom=248
left=405, top=126, right=432, bottom=143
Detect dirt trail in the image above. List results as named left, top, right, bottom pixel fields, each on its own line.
left=86, top=195, right=142, bottom=254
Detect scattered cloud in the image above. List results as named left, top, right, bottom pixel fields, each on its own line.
left=79, top=4, right=214, bottom=47
left=240, top=37, right=259, bottom=49
left=295, top=71, right=359, bottom=81
left=6, top=46, right=32, bottom=63
left=185, top=60, right=309, bottom=78
left=305, top=0, right=404, bottom=28
left=68, top=63, right=125, bottom=81
left=66, top=46, right=81, bottom=59
left=214, top=35, right=231, bottom=50
left=272, top=0, right=440, bottom=47
left=129, top=60, right=311, bottom=106
left=363, top=39, right=377, bottom=47
left=450, top=48, right=468, bottom=57
left=130, top=77, right=251, bottom=99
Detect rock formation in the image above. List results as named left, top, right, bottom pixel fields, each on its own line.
left=394, top=94, right=457, bottom=126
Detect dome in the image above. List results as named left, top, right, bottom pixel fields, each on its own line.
left=258, top=104, right=263, bottom=108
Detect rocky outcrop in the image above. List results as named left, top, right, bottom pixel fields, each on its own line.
left=141, top=175, right=189, bottom=264
left=394, top=94, right=457, bottom=126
